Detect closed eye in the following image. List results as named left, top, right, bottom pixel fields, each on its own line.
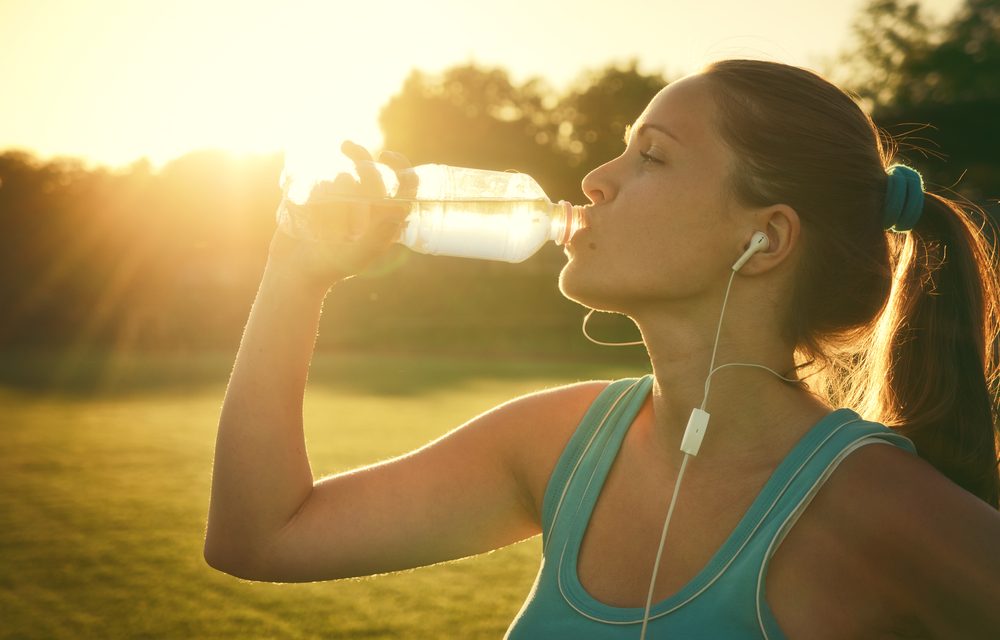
left=625, top=124, right=665, bottom=164
left=639, top=146, right=666, bottom=164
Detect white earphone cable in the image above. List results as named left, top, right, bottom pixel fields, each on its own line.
left=700, top=269, right=738, bottom=410
left=638, top=451, right=691, bottom=639
left=582, top=309, right=645, bottom=347
left=574, top=235, right=791, bottom=639
left=638, top=258, right=801, bottom=639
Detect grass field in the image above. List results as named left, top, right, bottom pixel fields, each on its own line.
left=0, top=352, right=645, bottom=639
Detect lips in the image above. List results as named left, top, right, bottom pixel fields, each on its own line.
left=565, top=222, right=591, bottom=252
left=567, top=207, right=598, bottom=252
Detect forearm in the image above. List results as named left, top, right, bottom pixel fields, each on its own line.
left=205, top=262, right=331, bottom=570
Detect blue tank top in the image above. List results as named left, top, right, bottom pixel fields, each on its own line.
left=505, top=375, right=916, bottom=639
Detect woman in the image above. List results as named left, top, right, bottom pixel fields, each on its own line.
left=204, top=60, right=1000, bottom=638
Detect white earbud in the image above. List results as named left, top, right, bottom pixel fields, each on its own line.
left=731, top=231, right=770, bottom=271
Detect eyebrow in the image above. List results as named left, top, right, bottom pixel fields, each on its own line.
left=624, top=122, right=682, bottom=145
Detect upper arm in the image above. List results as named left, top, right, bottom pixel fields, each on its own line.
left=882, top=450, right=1000, bottom=638
left=250, top=380, right=607, bottom=582
left=769, top=443, right=1000, bottom=638
left=834, top=445, right=1000, bottom=638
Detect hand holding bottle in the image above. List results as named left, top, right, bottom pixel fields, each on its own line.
left=267, top=141, right=416, bottom=289
left=278, top=148, right=585, bottom=265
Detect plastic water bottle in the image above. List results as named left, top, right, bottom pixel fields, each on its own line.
left=276, top=164, right=585, bottom=263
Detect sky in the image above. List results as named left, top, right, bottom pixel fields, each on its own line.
left=0, top=0, right=964, bottom=171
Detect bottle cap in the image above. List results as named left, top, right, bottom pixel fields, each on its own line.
left=556, top=201, right=585, bottom=245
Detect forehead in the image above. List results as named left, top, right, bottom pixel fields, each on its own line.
left=634, top=74, right=720, bottom=146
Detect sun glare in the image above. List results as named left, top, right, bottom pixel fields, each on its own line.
left=1, top=1, right=391, bottom=170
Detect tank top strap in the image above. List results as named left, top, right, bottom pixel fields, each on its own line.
left=746, top=410, right=916, bottom=638
left=620, top=409, right=917, bottom=636
left=734, top=410, right=916, bottom=547
left=541, top=375, right=654, bottom=552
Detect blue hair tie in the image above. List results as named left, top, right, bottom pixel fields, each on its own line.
left=882, top=164, right=924, bottom=232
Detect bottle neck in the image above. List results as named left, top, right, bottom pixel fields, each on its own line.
left=549, top=201, right=585, bottom=246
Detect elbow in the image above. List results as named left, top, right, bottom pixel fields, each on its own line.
left=203, top=544, right=237, bottom=577
left=203, top=538, right=241, bottom=578
left=204, top=548, right=265, bottom=581
left=203, top=532, right=300, bottom=583
left=203, top=534, right=266, bottom=581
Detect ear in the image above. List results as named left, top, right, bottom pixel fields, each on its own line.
left=738, top=204, right=800, bottom=275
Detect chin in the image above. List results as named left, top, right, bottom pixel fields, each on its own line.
left=557, top=259, right=587, bottom=303
left=558, top=263, right=632, bottom=314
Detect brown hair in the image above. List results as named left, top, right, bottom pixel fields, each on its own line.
left=702, top=59, right=1000, bottom=507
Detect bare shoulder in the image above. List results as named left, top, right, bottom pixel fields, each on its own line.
left=489, top=379, right=613, bottom=526
left=818, top=443, right=1000, bottom=547
left=770, top=441, right=1000, bottom=639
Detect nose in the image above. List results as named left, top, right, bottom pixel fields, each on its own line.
left=581, top=157, right=618, bottom=205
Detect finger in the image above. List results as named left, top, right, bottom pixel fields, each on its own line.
left=311, top=172, right=360, bottom=200
left=341, top=140, right=386, bottom=198
left=310, top=168, right=399, bottom=243
left=341, top=139, right=374, bottom=164
left=310, top=172, right=368, bottom=242
left=331, top=171, right=359, bottom=191
left=369, top=211, right=408, bottom=246
left=378, top=150, right=418, bottom=200
left=377, top=149, right=412, bottom=169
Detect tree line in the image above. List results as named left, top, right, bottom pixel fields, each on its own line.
left=0, top=0, right=995, bottom=358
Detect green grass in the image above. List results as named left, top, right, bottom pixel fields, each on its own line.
left=0, top=353, right=645, bottom=639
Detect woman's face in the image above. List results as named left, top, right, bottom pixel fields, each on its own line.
left=560, top=74, right=753, bottom=314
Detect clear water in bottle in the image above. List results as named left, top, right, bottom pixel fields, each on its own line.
left=400, top=197, right=577, bottom=262
left=277, top=162, right=584, bottom=263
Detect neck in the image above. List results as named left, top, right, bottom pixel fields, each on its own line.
left=630, top=290, right=829, bottom=469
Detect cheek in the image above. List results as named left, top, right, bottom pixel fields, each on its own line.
left=558, top=189, right=731, bottom=305
left=558, top=235, right=667, bottom=307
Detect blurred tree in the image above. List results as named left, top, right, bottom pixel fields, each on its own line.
left=842, top=0, right=1000, bottom=201
left=379, top=61, right=668, bottom=202
left=542, top=60, right=666, bottom=206
left=379, top=64, right=568, bottom=199
left=841, top=0, right=936, bottom=108
left=0, top=153, right=118, bottom=347
left=553, top=61, right=666, bottom=169
left=0, top=150, right=280, bottom=353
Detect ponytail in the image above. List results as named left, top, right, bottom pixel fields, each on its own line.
left=866, top=193, right=1000, bottom=507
